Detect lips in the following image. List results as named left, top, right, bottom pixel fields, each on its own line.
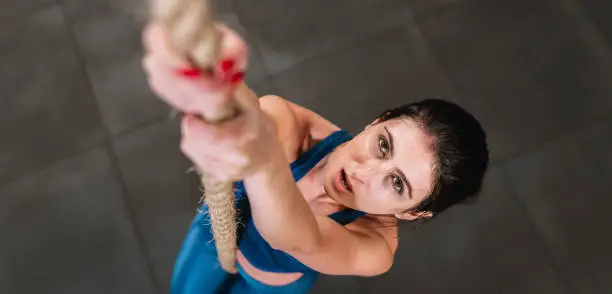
left=336, top=169, right=353, bottom=194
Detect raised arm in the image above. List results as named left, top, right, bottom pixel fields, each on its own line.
left=242, top=97, right=395, bottom=276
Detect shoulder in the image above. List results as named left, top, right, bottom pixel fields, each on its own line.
left=259, top=95, right=341, bottom=161
left=347, top=215, right=399, bottom=255
left=258, top=95, right=300, bottom=131
left=258, top=95, right=308, bottom=162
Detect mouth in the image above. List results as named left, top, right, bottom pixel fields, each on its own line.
left=335, top=169, right=353, bottom=194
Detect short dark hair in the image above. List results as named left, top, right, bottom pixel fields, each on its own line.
left=376, top=99, right=489, bottom=215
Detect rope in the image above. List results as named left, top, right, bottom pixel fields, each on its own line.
left=201, top=171, right=238, bottom=273
left=150, top=0, right=239, bottom=273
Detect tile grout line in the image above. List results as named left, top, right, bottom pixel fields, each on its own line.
left=112, top=10, right=276, bottom=141
left=352, top=3, right=416, bottom=291
left=113, top=111, right=177, bottom=140
left=55, top=2, right=164, bottom=293
left=561, top=0, right=612, bottom=59
left=496, top=167, right=578, bottom=294
left=11, top=2, right=606, bottom=292
left=260, top=1, right=458, bottom=96
left=263, top=16, right=414, bottom=85
left=410, top=4, right=605, bottom=292
left=0, top=1, right=57, bottom=27
left=406, top=9, right=462, bottom=99
left=475, top=0, right=612, bottom=280
left=227, top=12, right=273, bottom=86
left=407, top=0, right=612, bottom=168
left=488, top=104, right=612, bottom=168
left=408, top=11, right=567, bottom=292
left=410, top=0, right=461, bottom=23
left=486, top=109, right=612, bottom=294
left=0, top=1, right=106, bottom=188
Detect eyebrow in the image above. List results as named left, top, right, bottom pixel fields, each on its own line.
left=384, top=127, right=413, bottom=199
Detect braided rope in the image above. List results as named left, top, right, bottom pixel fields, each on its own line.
left=151, top=0, right=238, bottom=273
left=201, top=171, right=238, bottom=273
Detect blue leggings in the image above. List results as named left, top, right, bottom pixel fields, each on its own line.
left=170, top=217, right=318, bottom=294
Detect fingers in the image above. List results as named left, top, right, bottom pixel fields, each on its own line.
left=143, top=22, right=247, bottom=74
left=142, top=22, right=190, bottom=69
left=144, top=54, right=229, bottom=114
left=142, top=21, right=248, bottom=117
left=181, top=113, right=249, bottom=145
left=180, top=115, right=252, bottom=181
left=216, top=24, right=248, bottom=72
left=185, top=155, right=233, bottom=182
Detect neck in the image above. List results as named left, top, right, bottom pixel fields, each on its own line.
left=306, top=154, right=328, bottom=189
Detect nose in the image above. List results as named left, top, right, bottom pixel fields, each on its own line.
left=346, top=160, right=379, bottom=185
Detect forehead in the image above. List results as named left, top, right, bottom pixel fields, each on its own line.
left=371, top=118, right=436, bottom=197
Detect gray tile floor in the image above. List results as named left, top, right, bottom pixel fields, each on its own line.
left=1, top=0, right=611, bottom=293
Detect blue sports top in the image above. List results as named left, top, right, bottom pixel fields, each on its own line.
left=175, top=130, right=366, bottom=276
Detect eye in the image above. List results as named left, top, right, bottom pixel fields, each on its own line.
left=378, top=135, right=390, bottom=157
left=391, top=174, right=404, bottom=194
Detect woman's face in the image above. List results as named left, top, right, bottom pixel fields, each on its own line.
left=323, top=118, right=436, bottom=219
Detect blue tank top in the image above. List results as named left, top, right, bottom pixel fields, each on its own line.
left=180, top=130, right=366, bottom=275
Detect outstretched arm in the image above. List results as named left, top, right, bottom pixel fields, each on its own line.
left=242, top=98, right=395, bottom=276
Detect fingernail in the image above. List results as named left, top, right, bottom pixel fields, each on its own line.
left=230, top=72, right=245, bottom=84
left=218, top=58, right=236, bottom=73
left=177, top=67, right=202, bottom=78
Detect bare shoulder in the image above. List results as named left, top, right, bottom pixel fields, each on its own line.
left=259, top=95, right=342, bottom=160
left=347, top=215, right=399, bottom=254
left=258, top=95, right=308, bottom=162
left=268, top=97, right=341, bottom=139
left=287, top=102, right=341, bottom=141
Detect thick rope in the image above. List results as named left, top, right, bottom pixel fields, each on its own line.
left=151, top=0, right=239, bottom=273
left=201, top=171, right=238, bottom=273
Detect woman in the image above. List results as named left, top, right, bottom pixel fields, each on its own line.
left=143, top=22, right=489, bottom=293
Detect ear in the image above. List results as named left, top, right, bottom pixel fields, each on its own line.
left=395, top=210, right=433, bottom=221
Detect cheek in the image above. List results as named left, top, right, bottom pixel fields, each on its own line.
left=354, top=187, right=397, bottom=214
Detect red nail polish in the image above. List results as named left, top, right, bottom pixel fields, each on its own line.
left=230, top=72, right=245, bottom=84
left=177, top=67, right=202, bottom=78
left=219, top=59, right=235, bottom=72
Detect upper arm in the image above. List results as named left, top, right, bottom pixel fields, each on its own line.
left=258, top=95, right=307, bottom=162
left=284, top=216, right=396, bottom=277
left=256, top=96, right=395, bottom=276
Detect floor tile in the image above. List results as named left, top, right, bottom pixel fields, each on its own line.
left=502, top=116, right=612, bottom=294
left=62, top=0, right=167, bottom=135
left=62, top=0, right=145, bottom=78
left=0, top=148, right=156, bottom=294
left=212, top=0, right=233, bottom=14
left=403, top=0, right=456, bottom=18
left=0, top=0, right=51, bottom=22
left=418, top=0, right=582, bottom=87
left=576, top=0, right=612, bottom=47
left=0, top=6, right=105, bottom=184
left=233, top=0, right=411, bottom=74
left=269, top=25, right=456, bottom=134
left=113, top=119, right=202, bottom=289
left=418, top=0, right=612, bottom=160
left=361, top=167, right=568, bottom=294
left=312, top=275, right=363, bottom=294
left=575, top=116, right=612, bottom=293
